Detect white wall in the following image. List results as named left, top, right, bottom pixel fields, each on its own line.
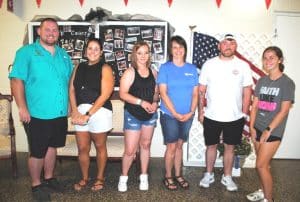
left=0, top=0, right=300, bottom=156
left=273, top=12, right=300, bottom=159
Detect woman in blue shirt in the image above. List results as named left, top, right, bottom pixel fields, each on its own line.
left=157, top=35, right=198, bottom=190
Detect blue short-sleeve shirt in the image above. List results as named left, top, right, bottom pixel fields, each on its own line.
left=9, top=39, right=73, bottom=119
left=157, top=61, right=198, bottom=116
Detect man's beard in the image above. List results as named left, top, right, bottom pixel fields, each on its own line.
left=41, top=36, right=57, bottom=46
left=221, top=50, right=235, bottom=58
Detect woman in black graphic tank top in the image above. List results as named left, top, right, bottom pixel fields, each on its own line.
left=117, top=41, right=159, bottom=192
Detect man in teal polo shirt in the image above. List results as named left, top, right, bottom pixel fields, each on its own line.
left=9, top=18, right=73, bottom=201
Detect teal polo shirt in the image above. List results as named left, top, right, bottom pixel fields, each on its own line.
left=9, top=39, right=73, bottom=119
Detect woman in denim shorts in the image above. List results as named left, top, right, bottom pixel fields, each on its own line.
left=118, top=41, right=159, bottom=192
left=157, top=36, right=199, bottom=190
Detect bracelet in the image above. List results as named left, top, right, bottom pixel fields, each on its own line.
left=136, top=98, right=142, bottom=105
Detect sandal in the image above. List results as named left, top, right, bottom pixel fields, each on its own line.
left=91, top=179, right=104, bottom=191
left=163, top=177, right=177, bottom=191
left=74, top=179, right=89, bottom=191
left=175, top=175, right=189, bottom=189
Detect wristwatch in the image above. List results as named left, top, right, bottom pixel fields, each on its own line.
left=85, top=111, right=91, bottom=117
left=265, top=126, right=271, bottom=131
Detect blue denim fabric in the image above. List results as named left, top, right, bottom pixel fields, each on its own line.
left=123, top=109, right=158, bottom=131
left=160, top=111, right=194, bottom=144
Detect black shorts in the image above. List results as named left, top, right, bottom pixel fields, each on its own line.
left=203, top=117, right=245, bottom=146
left=23, top=116, right=67, bottom=158
left=255, top=128, right=281, bottom=142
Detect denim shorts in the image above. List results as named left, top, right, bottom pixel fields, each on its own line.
left=160, top=111, right=194, bottom=144
left=123, top=109, right=158, bottom=131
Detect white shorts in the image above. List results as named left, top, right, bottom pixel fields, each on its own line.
left=74, top=104, right=112, bottom=133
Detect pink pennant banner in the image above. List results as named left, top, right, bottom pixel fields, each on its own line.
left=216, top=0, right=222, bottom=8
left=168, top=0, right=173, bottom=7
left=0, top=0, right=3, bottom=8
left=79, top=0, right=84, bottom=7
left=36, top=0, right=42, bottom=8
left=124, top=0, right=128, bottom=6
left=265, top=0, right=272, bottom=9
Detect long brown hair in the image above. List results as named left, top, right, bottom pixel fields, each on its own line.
left=130, top=41, right=151, bottom=69
left=263, top=46, right=285, bottom=72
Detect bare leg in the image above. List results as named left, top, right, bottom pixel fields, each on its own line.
left=28, top=157, right=44, bottom=186
left=122, top=130, right=140, bottom=176
left=256, top=141, right=280, bottom=201
left=43, top=147, right=57, bottom=179
left=205, top=144, right=218, bottom=173
left=164, top=142, right=176, bottom=178
left=174, top=139, right=184, bottom=176
left=139, top=125, right=154, bottom=174
left=91, top=132, right=107, bottom=180
left=75, top=132, right=91, bottom=181
left=223, top=144, right=235, bottom=176
left=163, top=142, right=177, bottom=189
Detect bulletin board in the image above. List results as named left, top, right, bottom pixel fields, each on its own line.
left=28, top=21, right=97, bottom=67
left=28, top=21, right=168, bottom=87
left=98, top=21, right=168, bottom=86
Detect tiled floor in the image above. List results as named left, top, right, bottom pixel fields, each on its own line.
left=0, top=153, right=299, bottom=201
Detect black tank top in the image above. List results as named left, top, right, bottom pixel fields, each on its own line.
left=73, top=61, right=112, bottom=111
left=125, top=68, right=156, bottom=121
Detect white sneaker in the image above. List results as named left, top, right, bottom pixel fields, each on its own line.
left=221, top=174, right=238, bottom=191
left=247, top=189, right=264, bottom=201
left=259, top=199, right=271, bottom=202
left=118, top=175, right=128, bottom=192
left=199, top=172, right=215, bottom=188
left=139, top=174, right=149, bottom=191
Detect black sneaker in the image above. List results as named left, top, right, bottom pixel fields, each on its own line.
left=32, top=184, right=51, bottom=202
left=43, top=178, right=64, bottom=193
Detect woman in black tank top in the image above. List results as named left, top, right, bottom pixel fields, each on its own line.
left=117, top=41, right=159, bottom=192
left=69, top=38, right=114, bottom=191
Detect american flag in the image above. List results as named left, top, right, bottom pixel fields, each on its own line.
left=192, top=32, right=266, bottom=137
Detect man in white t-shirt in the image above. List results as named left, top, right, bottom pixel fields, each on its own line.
left=198, top=34, right=253, bottom=191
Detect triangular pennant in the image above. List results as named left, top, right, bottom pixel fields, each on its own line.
left=167, top=0, right=173, bottom=7
left=265, top=0, right=272, bottom=10
left=0, top=0, right=3, bottom=8
left=124, top=0, right=128, bottom=6
left=216, top=0, right=222, bottom=8
left=36, top=0, right=42, bottom=8
left=79, top=0, right=84, bottom=7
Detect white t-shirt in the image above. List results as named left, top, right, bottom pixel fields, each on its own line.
left=199, top=56, right=253, bottom=122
